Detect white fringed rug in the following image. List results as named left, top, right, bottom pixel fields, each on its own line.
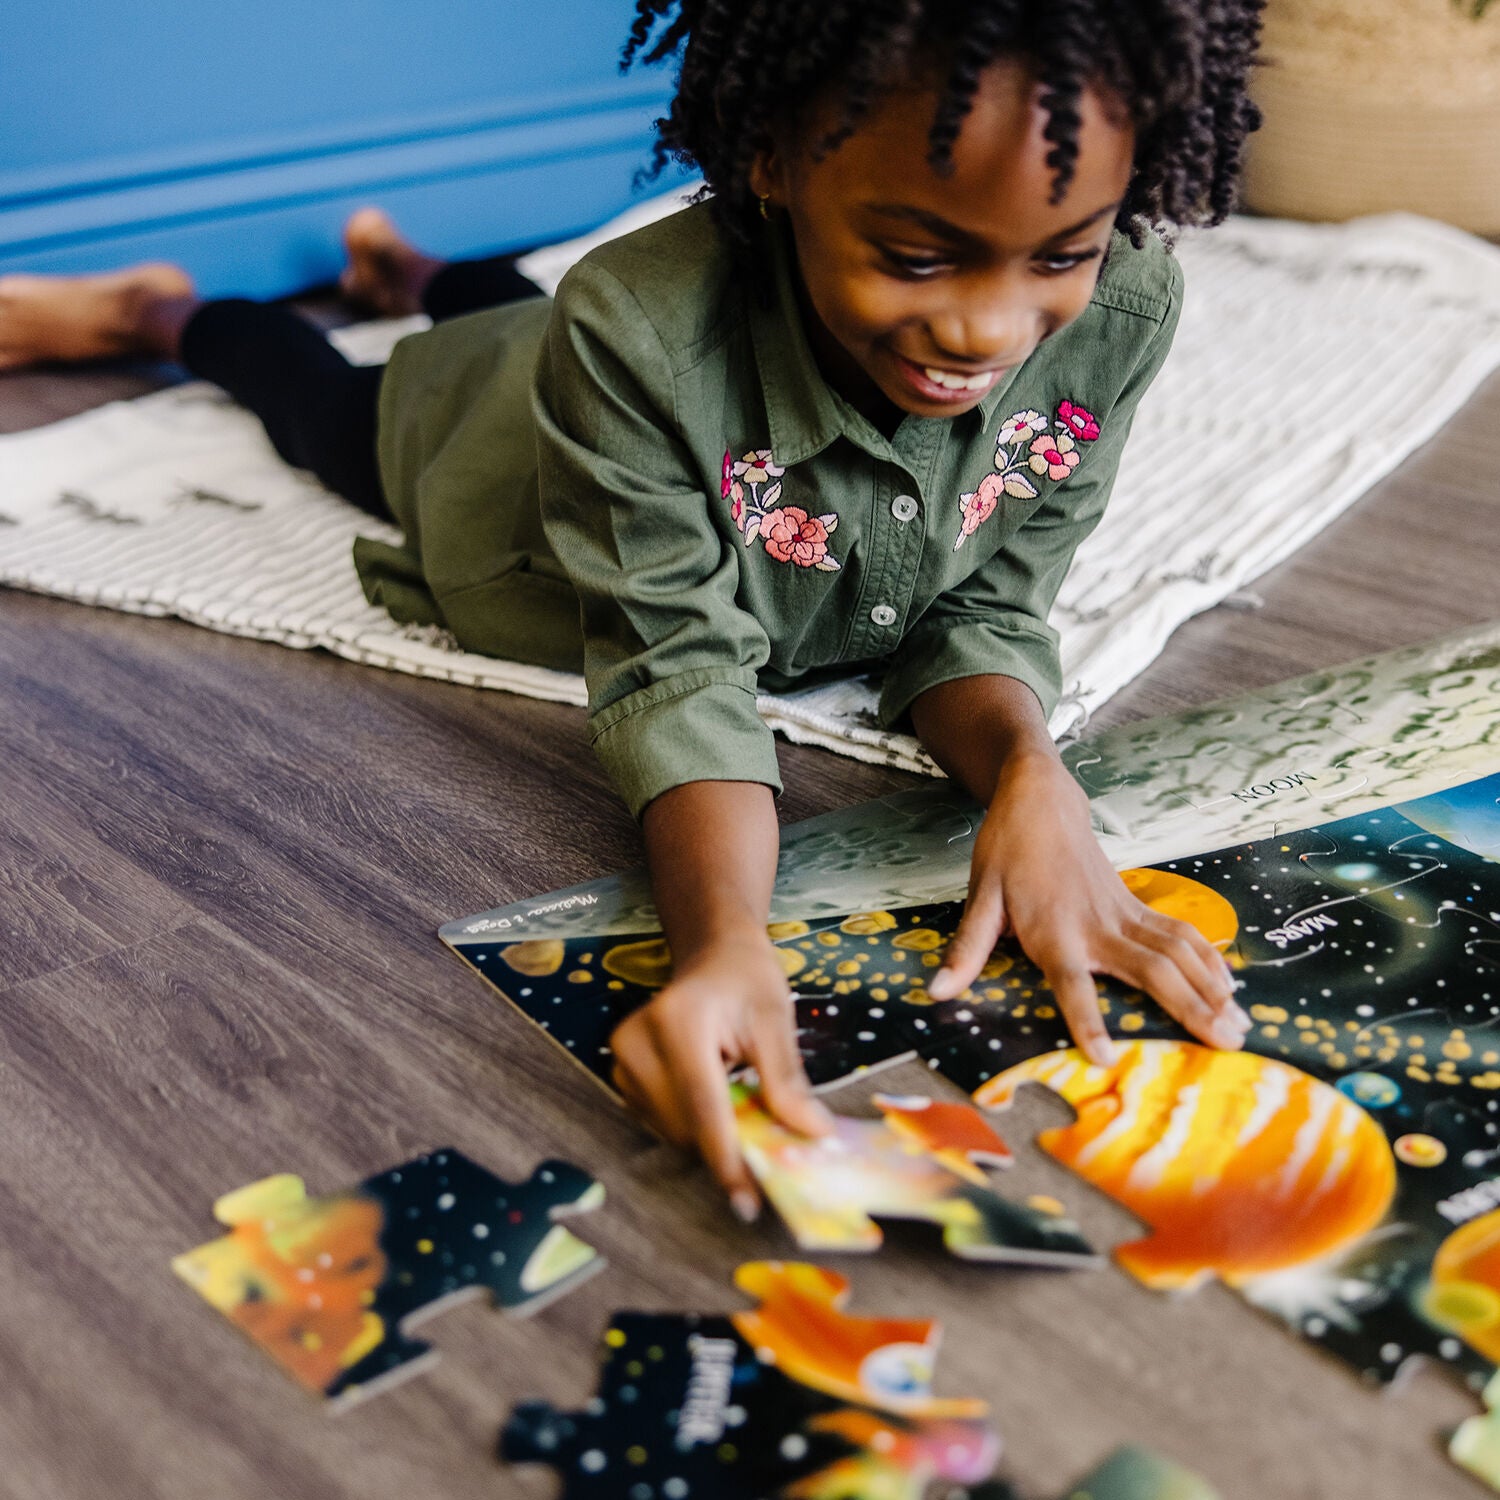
left=2, top=195, right=1498, bottom=776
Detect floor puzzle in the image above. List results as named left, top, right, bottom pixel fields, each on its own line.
left=445, top=624, right=1500, bottom=1488
left=173, top=1149, right=604, bottom=1405
left=500, top=1259, right=1001, bottom=1499
left=734, top=1085, right=1099, bottom=1266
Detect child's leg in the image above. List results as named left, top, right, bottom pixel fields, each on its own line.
left=179, top=301, right=388, bottom=518
left=419, top=257, right=543, bottom=323
left=341, top=207, right=543, bottom=324
left=0, top=265, right=388, bottom=518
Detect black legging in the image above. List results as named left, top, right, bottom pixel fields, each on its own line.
left=178, top=255, right=543, bottom=519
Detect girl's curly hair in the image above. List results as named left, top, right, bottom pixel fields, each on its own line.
left=622, top=0, right=1265, bottom=260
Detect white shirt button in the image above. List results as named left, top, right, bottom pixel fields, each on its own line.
left=870, top=604, right=897, bottom=628
left=891, top=494, right=919, bottom=522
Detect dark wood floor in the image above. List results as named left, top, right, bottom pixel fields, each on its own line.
left=1, top=335, right=1497, bottom=1500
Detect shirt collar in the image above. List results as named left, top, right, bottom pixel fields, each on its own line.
left=747, top=217, right=849, bottom=467
left=748, top=215, right=1022, bottom=464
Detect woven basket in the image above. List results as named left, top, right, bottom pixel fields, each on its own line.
left=1242, top=0, right=1500, bottom=234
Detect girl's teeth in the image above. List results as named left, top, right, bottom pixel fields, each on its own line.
left=923, top=367, right=994, bottom=392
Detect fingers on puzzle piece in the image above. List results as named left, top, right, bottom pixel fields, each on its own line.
left=733, top=1086, right=1099, bottom=1267
left=500, top=1260, right=1001, bottom=1500
left=172, top=1149, right=604, bottom=1406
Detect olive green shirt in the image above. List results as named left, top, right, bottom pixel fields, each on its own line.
left=358, top=202, right=1183, bottom=817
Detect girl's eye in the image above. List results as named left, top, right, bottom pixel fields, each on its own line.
left=1034, top=248, right=1103, bottom=275
left=880, top=248, right=952, bottom=279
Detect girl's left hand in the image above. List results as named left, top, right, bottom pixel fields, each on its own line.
left=926, top=751, right=1251, bottom=1065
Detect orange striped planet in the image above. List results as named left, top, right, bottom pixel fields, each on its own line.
left=975, top=1040, right=1396, bottom=1289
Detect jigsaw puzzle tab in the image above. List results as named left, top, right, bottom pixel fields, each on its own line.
left=735, top=1087, right=1099, bottom=1266
left=173, top=1149, right=604, bottom=1405
left=501, top=1260, right=1001, bottom=1500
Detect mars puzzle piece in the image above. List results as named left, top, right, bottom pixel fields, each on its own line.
left=173, top=1149, right=604, bottom=1405
left=501, top=1259, right=1000, bottom=1500
left=734, top=1086, right=1098, bottom=1267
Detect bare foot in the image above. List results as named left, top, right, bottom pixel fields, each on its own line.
left=0, top=263, right=197, bottom=371
left=340, top=208, right=443, bottom=317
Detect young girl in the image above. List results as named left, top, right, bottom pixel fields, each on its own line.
left=0, top=1, right=1264, bottom=1220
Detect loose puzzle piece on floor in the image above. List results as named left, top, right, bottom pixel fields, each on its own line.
left=500, top=1260, right=1000, bottom=1500
left=734, top=1085, right=1099, bottom=1266
left=173, top=1149, right=604, bottom=1405
left=958, top=1445, right=1220, bottom=1500
left=1453, top=1369, right=1500, bottom=1488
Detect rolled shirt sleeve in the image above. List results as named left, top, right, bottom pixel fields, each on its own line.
left=879, top=261, right=1185, bottom=729
left=533, top=260, right=781, bottom=817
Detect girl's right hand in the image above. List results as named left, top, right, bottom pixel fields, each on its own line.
left=609, top=934, right=833, bottom=1221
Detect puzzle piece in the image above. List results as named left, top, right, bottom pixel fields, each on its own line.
left=735, top=1086, right=1099, bottom=1266
left=976, top=1041, right=1397, bottom=1292
left=1064, top=693, right=1376, bottom=849
left=1453, top=1368, right=1500, bottom=1490
left=1056, top=1446, right=1220, bottom=1500
left=958, top=1446, right=1220, bottom=1500
left=500, top=1260, right=1000, bottom=1500
left=173, top=1149, right=603, bottom=1405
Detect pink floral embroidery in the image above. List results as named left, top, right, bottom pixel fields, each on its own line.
left=733, top=449, right=784, bottom=486
left=1057, top=400, right=1099, bottom=442
left=952, top=398, right=1100, bottom=550
left=957, top=472, right=1005, bottom=543
left=760, top=506, right=835, bottom=568
left=1028, top=431, right=1080, bottom=482
left=996, top=409, right=1047, bottom=450
left=725, top=445, right=842, bottom=573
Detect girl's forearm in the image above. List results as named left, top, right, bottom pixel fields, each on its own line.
left=641, top=779, right=780, bottom=969
left=909, top=674, right=1061, bottom=806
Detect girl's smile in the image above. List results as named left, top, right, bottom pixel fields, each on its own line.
left=753, top=57, right=1135, bottom=428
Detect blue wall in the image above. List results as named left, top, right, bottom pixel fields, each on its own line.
left=0, top=1, right=683, bottom=298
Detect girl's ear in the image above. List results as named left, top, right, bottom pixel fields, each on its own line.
left=749, top=147, right=787, bottom=210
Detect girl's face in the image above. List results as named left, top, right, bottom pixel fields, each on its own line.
left=753, top=58, right=1136, bottom=426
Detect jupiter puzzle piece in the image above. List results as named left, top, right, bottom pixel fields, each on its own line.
left=173, top=1149, right=604, bottom=1405
left=734, top=1086, right=1099, bottom=1266
left=500, top=1259, right=1001, bottom=1500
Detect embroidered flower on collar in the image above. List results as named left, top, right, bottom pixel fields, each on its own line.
left=724, top=446, right=842, bottom=572
left=733, top=449, right=784, bottom=486
left=953, top=400, right=1101, bottom=551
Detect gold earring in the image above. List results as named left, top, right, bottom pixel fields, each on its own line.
left=758, top=194, right=772, bottom=220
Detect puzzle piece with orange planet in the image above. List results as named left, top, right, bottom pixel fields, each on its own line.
left=500, top=1259, right=1001, bottom=1500
left=734, top=1085, right=1099, bottom=1266
left=173, top=1150, right=604, bottom=1406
